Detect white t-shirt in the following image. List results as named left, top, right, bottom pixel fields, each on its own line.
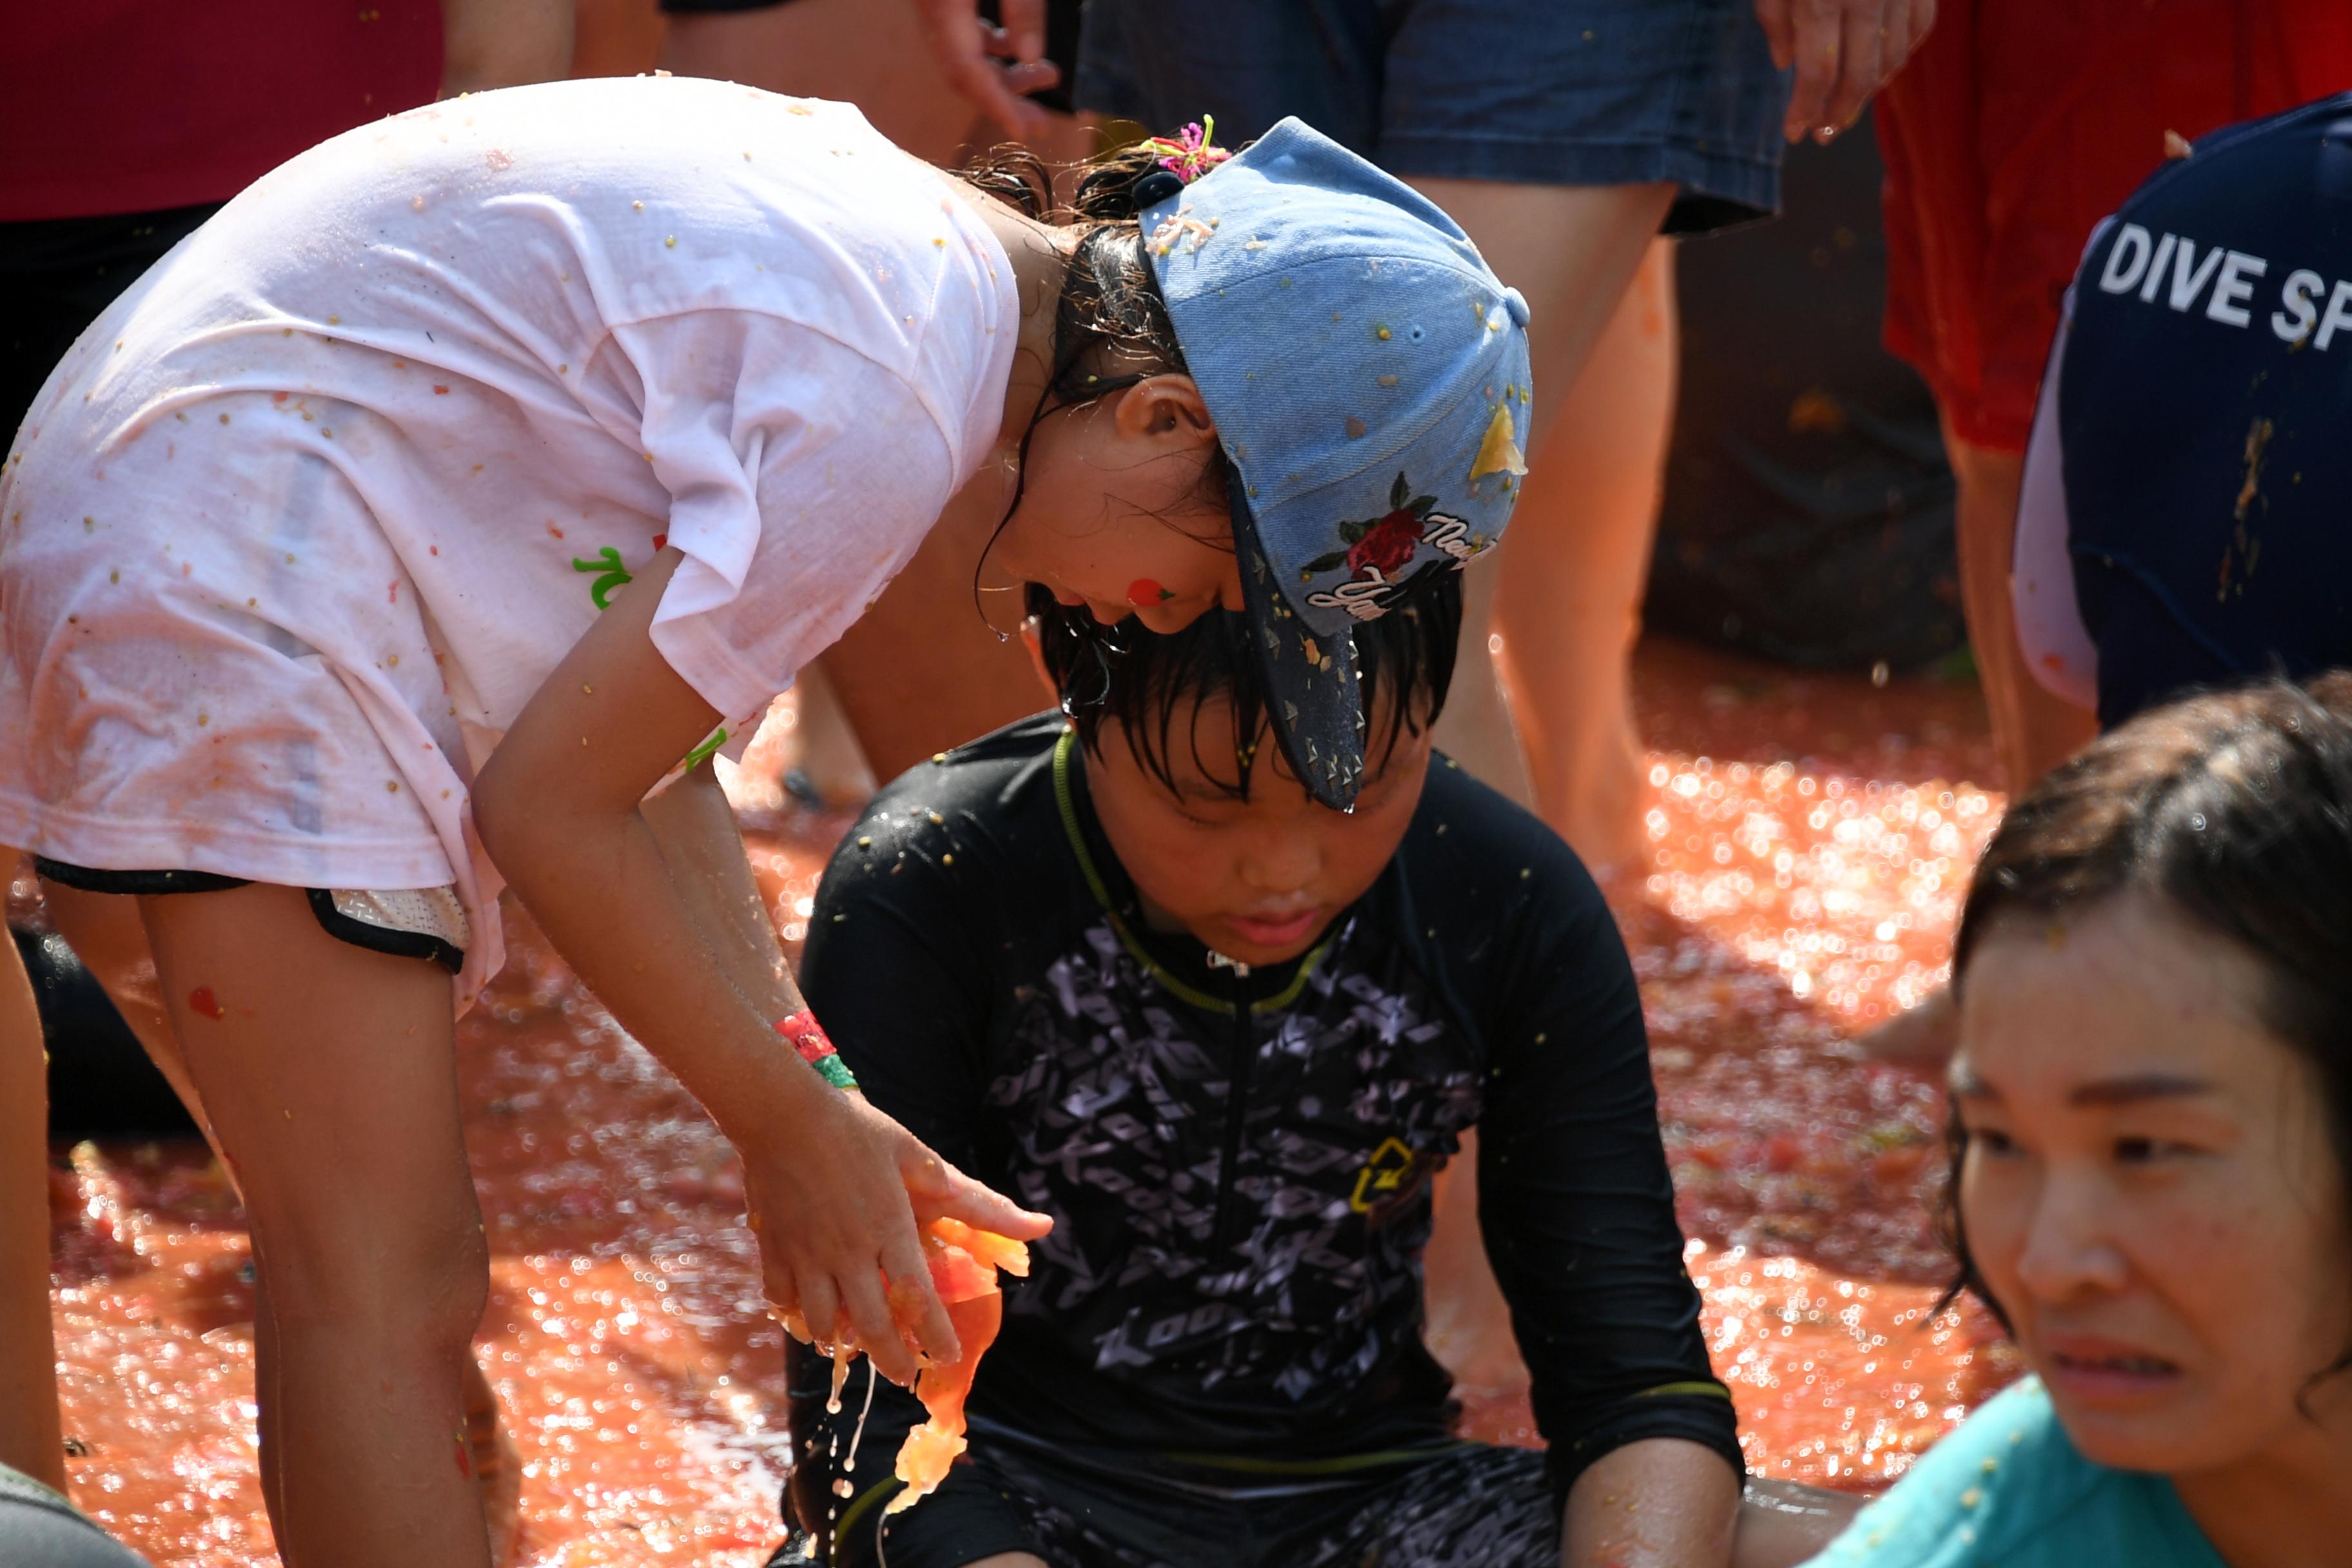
left=0, top=78, right=1018, bottom=1004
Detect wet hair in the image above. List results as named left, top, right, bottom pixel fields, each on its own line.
left=957, top=141, right=1228, bottom=582
left=1026, top=567, right=1462, bottom=803
left=1941, top=672, right=2352, bottom=1388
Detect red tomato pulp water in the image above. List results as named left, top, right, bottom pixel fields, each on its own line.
left=34, top=638, right=2021, bottom=1563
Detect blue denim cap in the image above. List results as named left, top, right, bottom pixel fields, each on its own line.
left=1141, top=117, right=1535, bottom=808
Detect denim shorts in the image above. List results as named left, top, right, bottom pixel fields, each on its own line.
left=1075, top=0, right=1792, bottom=233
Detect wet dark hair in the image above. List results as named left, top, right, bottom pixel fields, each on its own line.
left=1026, top=568, right=1462, bottom=803
left=956, top=141, right=1229, bottom=603
left=1942, top=672, right=2352, bottom=1389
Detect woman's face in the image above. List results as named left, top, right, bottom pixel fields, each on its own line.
left=988, top=375, right=1246, bottom=634
left=1954, top=894, right=2351, bottom=1474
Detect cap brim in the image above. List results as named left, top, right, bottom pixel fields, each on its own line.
left=1231, top=479, right=1367, bottom=810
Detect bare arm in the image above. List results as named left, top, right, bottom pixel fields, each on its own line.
left=638, top=762, right=798, bottom=1019
left=1563, top=1438, right=1740, bottom=1568
left=473, top=551, right=1046, bottom=1388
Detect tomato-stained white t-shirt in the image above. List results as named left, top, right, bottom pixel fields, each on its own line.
left=0, top=77, right=1017, bottom=1004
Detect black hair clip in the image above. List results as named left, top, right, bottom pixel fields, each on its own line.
left=1131, top=169, right=1185, bottom=210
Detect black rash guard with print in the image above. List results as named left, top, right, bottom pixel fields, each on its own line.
left=797, top=716, right=1740, bottom=1501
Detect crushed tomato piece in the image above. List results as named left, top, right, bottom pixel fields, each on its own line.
left=887, top=1219, right=1024, bottom=1514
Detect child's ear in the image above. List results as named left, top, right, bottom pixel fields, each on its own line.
left=1113, top=374, right=1217, bottom=447
left=1019, top=616, right=1058, bottom=705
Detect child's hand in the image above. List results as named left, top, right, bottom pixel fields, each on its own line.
left=743, top=1088, right=1048, bottom=1389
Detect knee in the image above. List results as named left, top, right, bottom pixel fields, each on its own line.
left=257, top=1208, right=490, bottom=1354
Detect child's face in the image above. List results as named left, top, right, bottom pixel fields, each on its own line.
left=1084, top=695, right=1433, bottom=968
left=1954, top=894, right=2352, bottom=1477
left=991, top=377, right=1245, bottom=634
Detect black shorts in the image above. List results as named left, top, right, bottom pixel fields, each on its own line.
left=30, top=859, right=467, bottom=973
left=789, top=1363, right=1559, bottom=1568
left=1075, top=0, right=1787, bottom=233
left=1, top=202, right=221, bottom=439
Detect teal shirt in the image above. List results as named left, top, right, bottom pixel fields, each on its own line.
left=1801, top=1378, right=2228, bottom=1568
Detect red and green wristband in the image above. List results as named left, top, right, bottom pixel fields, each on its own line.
left=776, top=1010, right=858, bottom=1091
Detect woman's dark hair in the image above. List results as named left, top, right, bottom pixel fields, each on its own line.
left=956, top=141, right=1228, bottom=609
left=1941, top=671, right=2352, bottom=1386
left=1026, top=568, right=1462, bottom=802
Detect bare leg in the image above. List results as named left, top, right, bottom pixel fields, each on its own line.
left=1735, top=1478, right=1865, bottom=1568
left=37, top=881, right=204, bottom=1135
left=1433, top=570, right=1537, bottom=809
left=1943, top=427, right=2096, bottom=794
left=662, top=0, right=986, bottom=165
left=130, top=883, right=491, bottom=1568
left=665, top=0, right=1106, bottom=779
left=821, top=471, right=1059, bottom=781
left=0, top=850, right=66, bottom=1491
left=1402, top=178, right=1677, bottom=860
left=1856, top=984, right=1959, bottom=1067
left=1852, top=434, right=2091, bottom=1076
left=1390, top=181, right=1673, bottom=1383
left=569, top=0, right=667, bottom=79
left=781, top=664, right=880, bottom=807
left=41, top=879, right=516, bottom=1549
left=1494, top=241, right=1679, bottom=871
left=1418, top=1138, right=1528, bottom=1396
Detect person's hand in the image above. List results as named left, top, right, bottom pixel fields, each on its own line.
left=906, top=0, right=1063, bottom=142
left=1754, top=0, right=1937, bottom=144
left=742, top=1088, right=1050, bottom=1389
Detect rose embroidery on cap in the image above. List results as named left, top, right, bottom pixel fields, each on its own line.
left=1302, top=473, right=1458, bottom=578
left=1349, top=507, right=1424, bottom=576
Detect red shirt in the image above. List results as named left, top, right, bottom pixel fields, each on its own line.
left=1876, top=0, right=2352, bottom=452
left=3, top=0, right=442, bottom=222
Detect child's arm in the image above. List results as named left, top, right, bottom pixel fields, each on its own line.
left=1446, top=821, right=1743, bottom=1563
left=475, top=549, right=1046, bottom=1390
left=1563, top=1438, right=1739, bottom=1567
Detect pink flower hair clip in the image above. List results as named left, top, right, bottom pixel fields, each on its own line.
left=1139, top=117, right=1232, bottom=185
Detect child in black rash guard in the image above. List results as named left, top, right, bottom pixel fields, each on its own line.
left=785, top=574, right=1842, bottom=1568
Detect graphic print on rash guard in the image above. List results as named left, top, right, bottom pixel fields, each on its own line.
left=998, top=896, right=1478, bottom=1405
left=797, top=716, right=1741, bottom=1502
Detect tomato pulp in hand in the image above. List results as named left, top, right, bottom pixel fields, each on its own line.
left=888, top=1218, right=1028, bottom=1513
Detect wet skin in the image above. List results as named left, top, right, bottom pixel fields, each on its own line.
left=984, top=373, right=1245, bottom=634
left=934, top=164, right=1244, bottom=637
left=1954, top=895, right=2352, bottom=1565
left=1080, top=691, right=1433, bottom=968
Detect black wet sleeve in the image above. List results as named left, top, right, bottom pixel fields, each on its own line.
left=1467, top=830, right=1745, bottom=1504
left=797, top=809, right=999, bottom=1173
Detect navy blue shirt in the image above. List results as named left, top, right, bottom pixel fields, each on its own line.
left=2038, top=95, right=2352, bottom=727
